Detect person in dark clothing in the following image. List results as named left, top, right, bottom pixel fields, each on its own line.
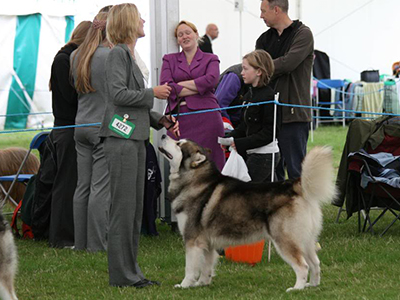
left=48, top=21, right=91, bottom=248
left=198, top=23, right=219, bottom=53
left=223, top=50, right=281, bottom=182
left=215, top=64, right=249, bottom=129
left=256, top=0, right=313, bottom=181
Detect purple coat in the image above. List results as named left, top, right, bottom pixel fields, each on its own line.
left=160, top=49, right=220, bottom=112
left=160, top=49, right=225, bottom=170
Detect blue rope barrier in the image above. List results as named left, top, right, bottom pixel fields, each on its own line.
left=277, top=101, right=400, bottom=117
left=1, top=100, right=400, bottom=134
left=313, top=77, right=400, bottom=96
left=1, top=79, right=398, bottom=119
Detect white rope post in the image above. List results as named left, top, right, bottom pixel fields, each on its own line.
left=268, top=93, right=279, bottom=262
left=270, top=93, right=279, bottom=183
left=310, top=115, right=314, bottom=142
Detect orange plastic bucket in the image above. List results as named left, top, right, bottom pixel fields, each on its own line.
left=225, top=240, right=265, bottom=265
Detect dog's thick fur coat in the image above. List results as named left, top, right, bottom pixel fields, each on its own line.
left=0, top=213, right=18, bottom=300
left=159, top=135, right=336, bottom=291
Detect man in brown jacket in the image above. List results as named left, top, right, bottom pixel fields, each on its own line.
left=256, top=0, right=314, bottom=181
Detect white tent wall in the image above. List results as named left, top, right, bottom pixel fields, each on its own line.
left=0, top=16, right=17, bottom=130
left=303, top=0, right=399, bottom=80
left=29, top=15, right=70, bottom=128
left=180, top=0, right=399, bottom=80
left=0, top=0, right=151, bottom=130
left=0, top=14, right=71, bottom=130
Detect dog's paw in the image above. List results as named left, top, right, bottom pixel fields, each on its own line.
left=194, top=281, right=205, bottom=287
left=174, top=281, right=195, bottom=288
left=286, top=287, right=304, bottom=292
left=305, top=282, right=319, bottom=288
left=194, top=280, right=211, bottom=287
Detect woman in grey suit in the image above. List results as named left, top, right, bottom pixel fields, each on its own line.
left=71, top=12, right=111, bottom=253
left=99, top=3, right=179, bottom=288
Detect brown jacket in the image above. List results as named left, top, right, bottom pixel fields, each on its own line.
left=257, top=23, right=314, bottom=124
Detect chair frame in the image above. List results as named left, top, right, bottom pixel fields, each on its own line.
left=345, top=153, right=400, bottom=236
left=0, top=131, right=49, bottom=209
left=356, top=159, right=400, bottom=236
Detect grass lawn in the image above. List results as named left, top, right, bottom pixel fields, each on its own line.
left=1, top=125, right=400, bottom=299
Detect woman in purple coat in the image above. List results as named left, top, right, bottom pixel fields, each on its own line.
left=160, top=20, right=225, bottom=170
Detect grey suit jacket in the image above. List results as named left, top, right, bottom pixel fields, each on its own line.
left=99, top=44, right=163, bottom=140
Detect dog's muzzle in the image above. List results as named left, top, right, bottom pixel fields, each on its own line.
left=158, top=135, right=173, bottom=160
left=158, top=146, right=173, bottom=160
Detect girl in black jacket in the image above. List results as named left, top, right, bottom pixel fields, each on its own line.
left=226, top=50, right=281, bottom=182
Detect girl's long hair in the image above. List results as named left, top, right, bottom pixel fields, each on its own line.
left=243, top=50, right=275, bottom=87
left=73, top=12, right=108, bottom=94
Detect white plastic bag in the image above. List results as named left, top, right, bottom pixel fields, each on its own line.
left=221, top=149, right=251, bottom=182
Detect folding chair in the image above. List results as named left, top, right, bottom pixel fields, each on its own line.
left=347, top=151, right=400, bottom=236
left=0, top=131, right=50, bottom=209
left=315, top=79, right=346, bottom=128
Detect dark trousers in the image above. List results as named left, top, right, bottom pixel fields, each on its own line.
left=246, top=152, right=280, bottom=183
left=276, top=122, right=309, bottom=181
left=49, top=128, right=76, bottom=247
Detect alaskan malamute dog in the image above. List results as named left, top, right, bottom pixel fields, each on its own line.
left=0, top=213, right=18, bottom=300
left=158, top=135, right=336, bottom=291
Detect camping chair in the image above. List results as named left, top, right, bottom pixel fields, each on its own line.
left=315, top=79, right=346, bottom=128
left=346, top=135, right=400, bottom=236
left=0, top=131, right=50, bottom=209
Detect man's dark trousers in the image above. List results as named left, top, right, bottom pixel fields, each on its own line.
left=276, top=122, right=309, bottom=181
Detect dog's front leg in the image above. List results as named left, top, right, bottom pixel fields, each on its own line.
left=175, top=244, right=203, bottom=288
left=0, top=281, right=16, bottom=300
left=195, top=249, right=218, bottom=286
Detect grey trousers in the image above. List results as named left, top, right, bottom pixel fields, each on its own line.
left=103, top=137, right=146, bottom=286
left=73, top=127, right=110, bottom=252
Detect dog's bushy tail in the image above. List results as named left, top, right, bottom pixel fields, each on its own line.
left=301, top=146, right=337, bottom=205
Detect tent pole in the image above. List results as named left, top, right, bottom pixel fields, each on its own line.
left=150, top=0, right=179, bottom=224
left=297, top=0, right=302, bottom=20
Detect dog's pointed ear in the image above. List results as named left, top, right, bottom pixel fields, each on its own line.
left=190, top=151, right=207, bottom=168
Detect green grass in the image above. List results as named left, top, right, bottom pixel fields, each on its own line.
left=2, top=125, right=400, bottom=299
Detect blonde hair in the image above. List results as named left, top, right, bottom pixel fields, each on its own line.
left=73, top=12, right=108, bottom=94
left=243, top=50, right=275, bottom=87
left=106, top=3, right=140, bottom=45
left=174, top=20, right=198, bottom=38
left=67, top=21, right=92, bottom=47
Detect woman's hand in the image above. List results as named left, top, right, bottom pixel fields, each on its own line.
left=154, top=83, right=172, bottom=99
left=159, top=115, right=180, bottom=138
